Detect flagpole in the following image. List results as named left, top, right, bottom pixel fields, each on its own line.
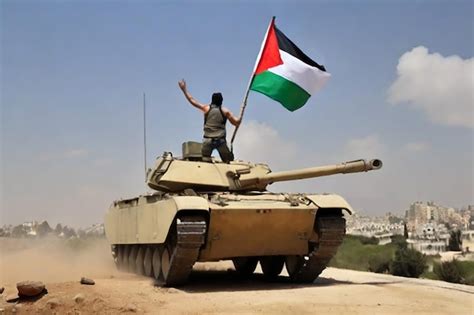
left=143, top=92, right=148, bottom=182
left=230, top=16, right=276, bottom=152
left=229, top=74, right=254, bottom=152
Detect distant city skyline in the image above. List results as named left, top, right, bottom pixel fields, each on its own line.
left=1, top=1, right=473, bottom=227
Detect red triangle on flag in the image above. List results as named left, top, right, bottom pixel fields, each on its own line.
left=254, top=19, right=283, bottom=75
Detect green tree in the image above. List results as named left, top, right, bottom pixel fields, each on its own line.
left=37, top=221, right=52, bottom=237
left=55, top=223, right=63, bottom=235
left=391, top=234, right=407, bottom=249
left=390, top=247, right=427, bottom=278
left=448, top=230, right=462, bottom=251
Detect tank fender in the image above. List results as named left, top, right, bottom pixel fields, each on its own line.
left=105, top=196, right=209, bottom=245
left=164, top=196, right=210, bottom=241
left=306, top=194, right=353, bottom=214
left=172, top=196, right=209, bottom=212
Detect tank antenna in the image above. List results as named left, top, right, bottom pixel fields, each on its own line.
left=143, top=92, right=148, bottom=182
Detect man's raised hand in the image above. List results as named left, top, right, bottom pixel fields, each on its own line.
left=178, top=79, right=187, bottom=91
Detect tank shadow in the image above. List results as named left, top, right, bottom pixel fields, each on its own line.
left=313, top=277, right=403, bottom=287
left=16, top=289, right=49, bottom=303
left=170, top=269, right=394, bottom=293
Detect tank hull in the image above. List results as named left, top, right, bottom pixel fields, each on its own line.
left=105, top=192, right=351, bottom=286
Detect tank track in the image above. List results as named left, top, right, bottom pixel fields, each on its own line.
left=289, top=214, right=346, bottom=283
left=163, top=217, right=207, bottom=286
left=113, top=214, right=343, bottom=285
left=113, top=216, right=207, bottom=287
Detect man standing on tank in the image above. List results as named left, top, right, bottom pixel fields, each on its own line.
left=178, top=79, right=241, bottom=163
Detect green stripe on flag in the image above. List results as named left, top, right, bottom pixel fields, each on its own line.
left=250, top=71, right=310, bottom=111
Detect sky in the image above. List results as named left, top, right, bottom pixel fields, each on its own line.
left=1, top=0, right=473, bottom=227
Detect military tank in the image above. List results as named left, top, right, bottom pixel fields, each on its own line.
left=105, top=141, right=382, bottom=286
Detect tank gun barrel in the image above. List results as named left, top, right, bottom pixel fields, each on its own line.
left=238, top=159, right=382, bottom=189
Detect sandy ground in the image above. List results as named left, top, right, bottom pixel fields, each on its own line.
left=1, top=238, right=473, bottom=315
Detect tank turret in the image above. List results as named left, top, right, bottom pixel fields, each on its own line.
left=146, top=142, right=382, bottom=192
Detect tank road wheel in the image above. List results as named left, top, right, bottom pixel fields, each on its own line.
left=232, top=257, right=258, bottom=276
left=128, top=245, right=139, bottom=273
left=152, top=246, right=162, bottom=280
left=119, top=245, right=128, bottom=271
left=114, top=245, right=122, bottom=270
left=111, top=245, right=120, bottom=268
left=260, top=256, right=285, bottom=280
left=161, top=246, right=172, bottom=281
left=285, top=212, right=346, bottom=283
left=144, top=247, right=154, bottom=277
left=159, top=216, right=207, bottom=286
left=122, top=245, right=130, bottom=272
left=285, top=255, right=306, bottom=280
left=145, top=216, right=207, bottom=286
left=136, top=246, right=146, bottom=276
left=115, top=245, right=122, bottom=270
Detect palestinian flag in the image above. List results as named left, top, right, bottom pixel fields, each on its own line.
left=250, top=17, right=330, bottom=111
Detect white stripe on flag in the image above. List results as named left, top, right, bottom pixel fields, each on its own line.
left=268, top=50, right=331, bottom=95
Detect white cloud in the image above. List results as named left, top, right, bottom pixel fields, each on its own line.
left=232, top=120, right=298, bottom=170
left=388, top=46, right=474, bottom=128
left=344, top=134, right=384, bottom=159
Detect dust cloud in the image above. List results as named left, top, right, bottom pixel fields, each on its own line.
left=0, top=237, right=118, bottom=285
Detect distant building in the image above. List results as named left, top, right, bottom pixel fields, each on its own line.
left=408, top=239, right=446, bottom=255
left=344, top=202, right=471, bottom=254
left=462, top=230, right=474, bottom=242
left=415, top=223, right=450, bottom=241
left=405, top=201, right=469, bottom=233
left=346, top=212, right=403, bottom=242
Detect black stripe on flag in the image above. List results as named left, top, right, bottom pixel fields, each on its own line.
left=275, top=26, right=326, bottom=72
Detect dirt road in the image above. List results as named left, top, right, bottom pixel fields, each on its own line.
left=1, top=239, right=472, bottom=314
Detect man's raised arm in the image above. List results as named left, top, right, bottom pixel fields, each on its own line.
left=222, top=107, right=241, bottom=127
left=178, top=79, right=207, bottom=113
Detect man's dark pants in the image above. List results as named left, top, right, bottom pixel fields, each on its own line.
left=202, top=137, right=234, bottom=163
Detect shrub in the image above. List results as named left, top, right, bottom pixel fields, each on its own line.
left=434, top=260, right=463, bottom=284
left=390, top=247, right=427, bottom=278
left=329, top=235, right=397, bottom=271
left=368, top=253, right=392, bottom=273
left=357, top=235, right=379, bottom=245
left=457, top=260, right=474, bottom=285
